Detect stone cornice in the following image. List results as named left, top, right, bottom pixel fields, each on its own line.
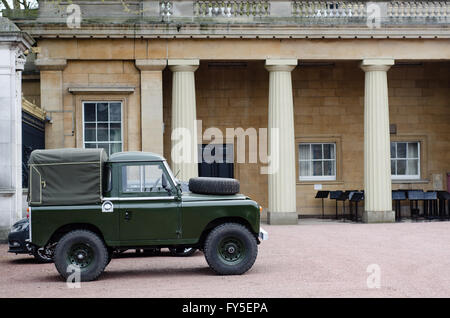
left=135, top=59, right=167, bottom=71
left=35, top=58, right=67, bottom=71
left=15, top=24, right=450, bottom=40
left=68, top=86, right=135, bottom=94
left=22, top=97, right=45, bottom=121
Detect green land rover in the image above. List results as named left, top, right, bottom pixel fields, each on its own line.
left=27, top=148, right=267, bottom=281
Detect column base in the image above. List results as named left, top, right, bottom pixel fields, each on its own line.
left=363, top=210, right=395, bottom=223
left=267, top=212, right=298, bottom=225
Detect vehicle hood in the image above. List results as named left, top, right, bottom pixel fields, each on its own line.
left=181, top=192, right=248, bottom=202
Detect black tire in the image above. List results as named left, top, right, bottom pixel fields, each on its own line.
left=33, top=247, right=53, bottom=263
left=204, top=223, right=257, bottom=275
left=106, top=248, right=114, bottom=266
left=169, top=247, right=197, bottom=257
left=54, top=230, right=109, bottom=282
left=189, top=177, right=240, bottom=195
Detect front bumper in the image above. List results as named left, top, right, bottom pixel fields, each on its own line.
left=259, top=227, right=268, bottom=241
left=8, top=230, right=31, bottom=254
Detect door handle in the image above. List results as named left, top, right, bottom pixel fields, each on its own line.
left=125, top=211, right=132, bottom=221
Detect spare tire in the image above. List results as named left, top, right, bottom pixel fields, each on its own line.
left=189, top=177, right=240, bottom=195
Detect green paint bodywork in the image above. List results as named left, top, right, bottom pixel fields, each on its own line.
left=30, top=153, right=260, bottom=248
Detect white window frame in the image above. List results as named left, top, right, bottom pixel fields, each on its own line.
left=299, top=143, right=336, bottom=181
left=82, top=101, right=123, bottom=156
left=391, top=141, right=421, bottom=180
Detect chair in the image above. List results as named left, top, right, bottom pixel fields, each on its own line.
left=315, top=191, right=330, bottom=219
left=329, top=191, right=343, bottom=219
left=407, top=190, right=425, bottom=220
left=437, top=191, right=450, bottom=220
left=349, top=192, right=364, bottom=222
left=392, top=190, right=406, bottom=221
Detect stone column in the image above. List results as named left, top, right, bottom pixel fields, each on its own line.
left=35, top=58, right=67, bottom=149
left=265, top=59, right=298, bottom=225
left=168, top=59, right=199, bottom=181
left=0, top=18, right=34, bottom=240
left=360, top=59, right=395, bottom=223
left=136, top=59, right=166, bottom=155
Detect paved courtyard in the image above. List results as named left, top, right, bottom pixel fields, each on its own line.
left=0, top=220, right=449, bottom=298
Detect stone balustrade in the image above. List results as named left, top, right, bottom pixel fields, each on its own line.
left=193, top=1, right=270, bottom=17
left=291, top=1, right=367, bottom=18
left=387, top=1, right=449, bottom=19
left=5, top=1, right=448, bottom=23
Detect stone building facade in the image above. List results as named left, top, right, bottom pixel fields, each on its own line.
left=7, top=0, right=450, bottom=225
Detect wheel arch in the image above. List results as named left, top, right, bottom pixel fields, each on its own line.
left=198, top=217, right=258, bottom=248
left=47, top=223, right=106, bottom=246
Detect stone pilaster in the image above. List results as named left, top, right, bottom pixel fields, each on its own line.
left=168, top=59, right=199, bottom=181
left=0, top=18, right=34, bottom=240
left=360, top=59, right=395, bottom=223
left=136, top=59, right=166, bottom=155
left=35, top=58, right=67, bottom=149
left=265, top=59, right=298, bottom=225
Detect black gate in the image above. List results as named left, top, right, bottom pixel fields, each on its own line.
left=22, top=111, right=45, bottom=187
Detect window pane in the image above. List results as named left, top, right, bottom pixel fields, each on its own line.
left=407, top=159, right=419, bottom=176
left=110, top=123, right=121, bottom=142
left=323, top=160, right=335, bottom=176
left=299, top=144, right=310, bottom=160
left=407, top=143, right=418, bottom=158
left=390, top=143, right=396, bottom=159
left=110, top=103, right=121, bottom=121
left=97, top=143, right=110, bottom=156
left=84, top=123, right=96, bottom=142
left=299, top=161, right=310, bottom=177
left=397, top=143, right=407, bottom=159
left=84, top=103, right=96, bottom=122
left=97, top=103, right=108, bottom=121
left=391, top=160, right=396, bottom=175
left=124, top=166, right=141, bottom=192
left=312, top=144, right=322, bottom=160
left=111, top=143, right=122, bottom=154
left=144, top=165, right=163, bottom=191
left=313, top=161, right=323, bottom=176
left=85, top=143, right=96, bottom=149
left=397, top=159, right=406, bottom=175
left=323, top=144, right=334, bottom=160
left=97, top=123, right=108, bottom=141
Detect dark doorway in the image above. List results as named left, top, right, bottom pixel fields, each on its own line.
left=198, top=144, right=234, bottom=178
left=22, top=111, right=45, bottom=187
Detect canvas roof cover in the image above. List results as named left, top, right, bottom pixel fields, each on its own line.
left=28, top=148, right=108, bottom=206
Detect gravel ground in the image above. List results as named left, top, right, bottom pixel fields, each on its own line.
left=1, top=220, right=449, bottom=298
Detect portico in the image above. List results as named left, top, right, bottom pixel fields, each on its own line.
left=5, top=0, right=449, bottom=227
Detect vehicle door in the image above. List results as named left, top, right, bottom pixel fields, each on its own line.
left=118, top=162, right=180, bottom=242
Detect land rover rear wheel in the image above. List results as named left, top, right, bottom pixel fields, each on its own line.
left=54, top=230, right=109, bottom=282
left=204, top=223, right=257, bottom=275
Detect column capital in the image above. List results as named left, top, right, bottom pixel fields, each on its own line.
left=265, top=59, right=297, bottom=72
left=135, top=59, right=167, bottom=71
left=168, top=59, right=199, bottom=72
left=360, top=58, right=395, bottom=72
left=35, top=58, right=67, bottom=71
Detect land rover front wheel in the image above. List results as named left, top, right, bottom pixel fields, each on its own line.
left=54, top=230, right=109, bottom=282
left=204, top=223, right=257, bottom=275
